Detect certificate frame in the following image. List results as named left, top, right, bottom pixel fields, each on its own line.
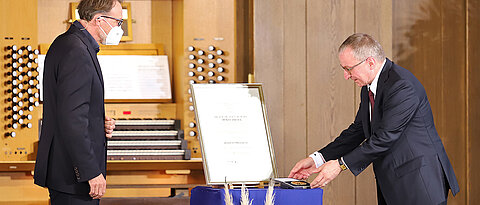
left=191, top=83, right=277, bottom=184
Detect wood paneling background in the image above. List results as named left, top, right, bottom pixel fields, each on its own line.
left=467, top=0, right=479, bottom=204
left=254, top=0, right=389, bottom=204
left=393, top=0, right=471, bottom=204
left=255, top=0, right=478, bottom=204
left=38, top=0, right=152, bottom=44
left=305, top=1, right=356, bottom=204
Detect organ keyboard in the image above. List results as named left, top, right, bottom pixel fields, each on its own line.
left=107, top=119, right=191, bottom=160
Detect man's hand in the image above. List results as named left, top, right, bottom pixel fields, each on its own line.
left=310, top=160, right=342, bottom=188
left=104, top=116, right=115, bottom=138
left=288, top=157, right=318, bottom=180
left=88, top=173, right=106, bottom=199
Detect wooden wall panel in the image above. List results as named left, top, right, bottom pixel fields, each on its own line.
left=234, top=0, right=252, bottom=83
left=38, top=0, right=152, bottom=44
left=306, top=1, right=355, bottom=204
left=393, top=0, right=466, bottom=204
left=151, top=0, right=173, bottom=80
left=37, top=0, right=71, bottom=44
left=253, top=0, right=286, bottom=175
left=441, top=1, right=467, bottom=204
left=254, top=0, right=392, bottom=204
left=283, top=0, right=307, bottom=180
left=354, top=0, right=392, bottom=204
left=467, top=0, right=480, bottom=203
left=128, top=1, right=152, bottom=43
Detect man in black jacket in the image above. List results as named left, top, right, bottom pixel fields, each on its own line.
left=34, top=0, right=122, bottom=204
left=289, top=33, right=459, bottom=205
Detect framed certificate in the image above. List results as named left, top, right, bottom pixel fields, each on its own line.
left=191, top=83, right=277, bottom=184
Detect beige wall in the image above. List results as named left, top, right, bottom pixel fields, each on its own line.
left=392, top=0, right=480, bottom=204
left=255, top=0, right=480, bottom=204
left=254, top=0, right=391, bottom=204
left=38, top=0, right=152, bottom=44
left=467, top=0, right=480, bottom=204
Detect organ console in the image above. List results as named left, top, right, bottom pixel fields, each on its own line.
left=2, top=43, right=40, bottom=156
left=0, top=0, right=246, bottom=202
left=107, top=119, right=190, bottom=160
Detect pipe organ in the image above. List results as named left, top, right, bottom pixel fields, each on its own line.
left=184, top=45, right=231, bottom=146
left=181, top=0, right=240, bottom=159
left=0, top=0, right=247, bottom=203
left=0, top=0, right=40, bottom=162
left=107, top=119, right=191, bottom=160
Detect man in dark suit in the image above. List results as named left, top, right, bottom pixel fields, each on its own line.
left=34, top=0, right=122, bottom=204
left=289, top=33, right=459, bottom=205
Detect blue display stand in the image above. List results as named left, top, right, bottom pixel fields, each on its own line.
left=190, top=186, right=323, bottom=205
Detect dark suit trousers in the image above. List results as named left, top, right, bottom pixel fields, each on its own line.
left=49, top=189, right=99, bottom=205
left=376, top=179, right=449, bottom=205
left=377, top=181, right=387, bottom=205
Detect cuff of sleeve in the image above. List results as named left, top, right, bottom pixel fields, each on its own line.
left=340, top=157, right=350, bottom=170
left=309, top=151, right=326, bottom=168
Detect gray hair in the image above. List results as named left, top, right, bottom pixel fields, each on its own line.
left=77, top=0, right=123, bottom=21
left=338, top=33, right=385, bottom=62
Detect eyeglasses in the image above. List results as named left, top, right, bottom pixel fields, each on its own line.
left=341, top=57, right=368, bottom=72
left=100, top=15, right=123, bottom=27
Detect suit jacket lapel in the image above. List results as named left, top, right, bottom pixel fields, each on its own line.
left=370, top=58, right=392, bottom=131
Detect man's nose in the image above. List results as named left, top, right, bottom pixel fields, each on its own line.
left=344, top=70, right=351, bottom=80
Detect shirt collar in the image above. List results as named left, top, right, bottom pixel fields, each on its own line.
left=72, top=20, right=100, bottom=53
left=367, top=59, right=386, bottom=95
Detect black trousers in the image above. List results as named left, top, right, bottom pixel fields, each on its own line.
left=377, top=182, right=387, bottom=205
left=49, top=189, right=99, bottom=205
left=376, top=182, right=448, bottom=205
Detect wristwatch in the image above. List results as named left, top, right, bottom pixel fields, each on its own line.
left=338, top=158, right=347, bottom=171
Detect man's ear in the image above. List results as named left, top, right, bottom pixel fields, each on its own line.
left=368, top=57, right=376, bottom=70
left=90, top=14, right=103, bottom=26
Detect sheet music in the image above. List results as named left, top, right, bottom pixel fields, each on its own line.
left=37, top=55, right=172, bottom=101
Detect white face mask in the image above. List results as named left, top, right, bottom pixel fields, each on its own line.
left=98, top=18, right=124, bottom=45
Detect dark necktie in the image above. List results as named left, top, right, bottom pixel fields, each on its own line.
left=368, top=89, right=375, bottom=114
